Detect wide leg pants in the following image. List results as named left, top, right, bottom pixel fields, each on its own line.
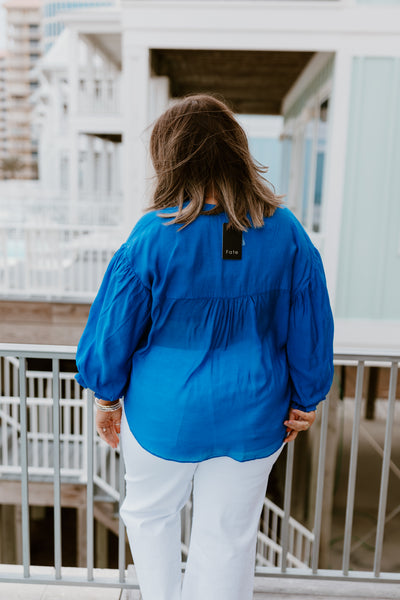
left=120, top=411, right=283, bottom=600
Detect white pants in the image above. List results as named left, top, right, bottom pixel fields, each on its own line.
left=120, top=411, right=283, bottom=600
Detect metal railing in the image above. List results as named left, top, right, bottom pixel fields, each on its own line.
left=0, top=225, right=122, bottom=301
left=0, top=343, right=399, bottom=589
left=0, top=356, right=121, bottom=499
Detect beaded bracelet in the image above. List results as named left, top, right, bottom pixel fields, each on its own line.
left=94, top=397, right=122, bottom=412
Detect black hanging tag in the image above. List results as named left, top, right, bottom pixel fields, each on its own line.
left=222, top=223, right=242, bottom=260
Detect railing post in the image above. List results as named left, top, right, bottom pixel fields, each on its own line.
left=311, top=396, right=330, bottom=573
left=373, top=361, right=398, bottom=576
left=18, top=357, right=30, bottom=578
left=342, top=360, right=365, bottom=575
left=86, top=389, right=95, bottom=581
left=281, top=441, right=295, bottom=572
left=119, top=440, right=126, bottom=583
left=52, top=358, right=62, bottom=579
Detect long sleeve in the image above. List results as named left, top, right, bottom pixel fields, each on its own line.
left=75, top=244, right=151, bottom=401
left=286, top=246, right=334, bottom=412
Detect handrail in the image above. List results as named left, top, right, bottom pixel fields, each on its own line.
left=0, top=344, right=399, bottom=588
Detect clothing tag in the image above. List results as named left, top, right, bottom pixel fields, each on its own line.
left=222, top=223, right=242, bottom=260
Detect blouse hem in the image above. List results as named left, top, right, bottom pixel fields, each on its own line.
left=125, top=419, right=286, bottom=463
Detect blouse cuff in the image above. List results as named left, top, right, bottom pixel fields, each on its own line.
left=74, top=372, right=120, bottom=403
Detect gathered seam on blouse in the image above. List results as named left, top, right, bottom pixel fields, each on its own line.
left=119, top=244, right=152, bottom=293
left=157, top=288, right=291, bottom=302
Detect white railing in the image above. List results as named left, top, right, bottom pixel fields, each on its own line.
left=257, top=498, right=314, bottom=569
left=180, top=494, right=314, bottom=570
left=0, top=344, right=399, bottom=589
left=0, top=191, right=124, bottom=226
left=0, top=355, right=121, bottom=500
left=0, top=354, right=310, bottom=564
left=0, top=224, right=122, bottom=301
left=78, top=77, right=120, bottom=115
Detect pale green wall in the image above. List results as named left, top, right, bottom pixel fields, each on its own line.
left=336, top=57, right=400, bottom=319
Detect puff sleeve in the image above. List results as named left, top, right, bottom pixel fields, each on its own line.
left=75, top=244, right=151, bottom=401
left=286, top=247, right=334, bottom=412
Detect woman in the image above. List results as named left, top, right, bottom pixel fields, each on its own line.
left=75, top=94, right=334, bottom=600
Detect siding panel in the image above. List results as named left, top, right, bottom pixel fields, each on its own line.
left=336, top=57, right=400, bottom=319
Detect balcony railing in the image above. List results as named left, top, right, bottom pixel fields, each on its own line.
left=0, top=224, right=123, bottom=301
left=0, top=344, right=399, bottom=591
left=78, top=78, right=121, bottom=115
left=0, top=191, right=124, bottom=226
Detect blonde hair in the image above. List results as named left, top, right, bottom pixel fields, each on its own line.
left=148, top=94, right=282, bottom=230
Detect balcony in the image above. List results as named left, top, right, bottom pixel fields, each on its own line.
left=0, top=224, right=123, bottom=302
left=78, top=78, right=120, bottom=116
left=0, top=344, right=399, bottom=599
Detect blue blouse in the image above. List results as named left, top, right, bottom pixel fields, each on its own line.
left=75, top=205, right=334, bottom=462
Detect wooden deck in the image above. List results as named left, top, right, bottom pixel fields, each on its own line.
left=0, top=300, right=90, bottom=346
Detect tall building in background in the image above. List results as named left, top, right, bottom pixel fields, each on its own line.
left=42, top=0, right=115, bottom=54
left=3, top=0, right=41, bottom=179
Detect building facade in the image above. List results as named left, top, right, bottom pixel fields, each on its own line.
left=3, top=0, right=42, bottom=180
left=1, top=0, right=400, bottom=349
left=42, top=0, right=116, bottom=54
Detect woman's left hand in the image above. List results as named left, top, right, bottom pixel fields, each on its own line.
left=284, top=408, right=316, bottom=443
left=95, top=403, right=122, bottom=449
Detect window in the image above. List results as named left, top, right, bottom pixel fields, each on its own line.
left=283, top=88, right=331, bottom=237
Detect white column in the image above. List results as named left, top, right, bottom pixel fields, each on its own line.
left=68, top=28, right=80, bottom=223
left=320, top=50, right=353, bottom=312
left=86, top=40, right=95, bottom=114
left=53, top=77, right=63, bottom=194
left=121, top=42, right=151, bottom=233
left=100, top=139, right=108, bottom=199
left=149, top=75, right=170, bottom=123
left=86, top=134, right=95, bottom=195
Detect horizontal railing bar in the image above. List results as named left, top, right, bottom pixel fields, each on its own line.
left=1, top=343, right=400, bottom=363
left=334, top=350, right=400, bottom=362
left=0, top=223, right=121, bottom=232
left=0, top=397, right=84, bottom=407
left=254, top=567, right=400, bottom=583
left=0, top=566, right=399, bottom=586
left=0, top=293, right=95, bottom=304
left=0, top=344, right=77, bottom=359
left=0, top=571, right=139, bottom=588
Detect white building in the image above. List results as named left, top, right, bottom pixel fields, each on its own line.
left=2, top=0, right=400, bottom=351
left=42, top=0, right=116, bottom=54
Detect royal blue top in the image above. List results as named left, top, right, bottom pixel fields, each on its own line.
left=75, top=204, right=334, bottom=462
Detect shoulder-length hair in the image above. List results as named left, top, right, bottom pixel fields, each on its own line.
left=148, top=94, right=282, bottom=230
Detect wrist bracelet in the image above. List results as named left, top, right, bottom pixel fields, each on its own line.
left=94, top=397, right=122, bottom=412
